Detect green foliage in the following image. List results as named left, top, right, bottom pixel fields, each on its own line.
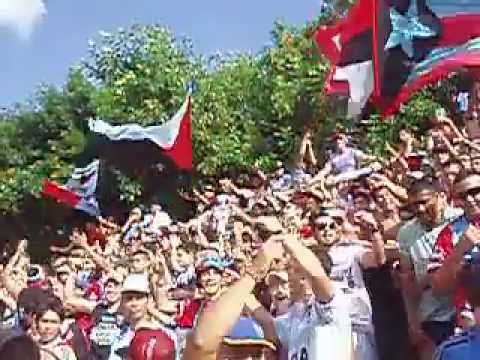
left=364, top=90, right=441, bottom=156
left=0, top=13, right=451, bottom=229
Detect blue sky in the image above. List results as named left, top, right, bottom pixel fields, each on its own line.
left=0, top=0, right=321, bottom=109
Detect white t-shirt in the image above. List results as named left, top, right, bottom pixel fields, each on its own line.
left=328, top=243, right=373, bottom=332
left=275, top=293, right=352, bottom=360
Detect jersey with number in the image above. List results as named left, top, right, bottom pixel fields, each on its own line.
left=328, top=243, right=373, bottom=332
left=275, top=293, right=352, bottom=360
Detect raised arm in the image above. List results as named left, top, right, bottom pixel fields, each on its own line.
left=71, top=231, right=111, bottom=272
left=431, top=224, right=479, bottom=296
left=281, top=234, right=334, bottom=302
left=2, top=240, right=28, bottom=299
left=184, top=240, right=282, bottom=360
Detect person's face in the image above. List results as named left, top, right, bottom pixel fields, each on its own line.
left=335, top=137, right=347, bottom=151
left=459, top=156, right=472, bottom=172
left=177, top=248, right=193, bottom=269
left=104, top=281, right=121, bottom=305
left=275, top=167, right=285, bottom=178
left=410, top=189, right=446, bottom=227
left=374, top=188, right=396, bottom=212
left=354, top=194, right=370, bottom=211
left=444, top=163, right=461, bottom=187
left=457, top=177, right=480, bottom=220
left=434, top=150, right=450, bottom=165
left=131, top=253, right=149, bottom=274
left=472, top=157, right=480, bottom=173
left=199, top=268, right=222, bottom=297
left=268, top=277, right=290, bottom=303
left=37, top=310, right=61, bottom=343
left=399, top=129, right=411, bottom=143
left=313, top=216, right=341, bottom=247
left=121, top=292, right=148, bottom=323
left=83, top=258, right=95, bottom=273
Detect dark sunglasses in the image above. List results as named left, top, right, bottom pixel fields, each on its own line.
left=314, top=219, right=341, bottom=231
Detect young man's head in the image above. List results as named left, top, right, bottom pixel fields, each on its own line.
left=34, top=295, right=64, bottom=343
left=176, top=244, right=194, bottom=270
left=442, top=161, right=462, bottom=188
left=104, top=275, right=122, bottom=306
left=121, top=274, right=150, bottom=327
left=333, top=132, right=348, bottom=151
left=313, top=212, right=343, bottom=248
left=196, top=256, right=224, bottom=298
left=266, top=271, right=290, bottom=304
left=455, top=172, right=480, bottom=221
left=408, top=179, right=447, bottom=228
left=130, top=249, right=151, bottom=274
left=352, top=188, right=372, bottom=212
left=373, top=187, right=399, bottom=213
left=432, top=146, right=450, bottom=166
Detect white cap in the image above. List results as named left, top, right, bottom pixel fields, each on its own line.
left=121, top=274, right=150, bottom=294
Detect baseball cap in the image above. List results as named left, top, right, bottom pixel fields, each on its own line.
left=223, top=317, right=276, bottom=351
left=121, top=274, right=150, bottom=294
left=128, top=328, right=175, bottom=360
left=196, top=255, right=225, bottom=276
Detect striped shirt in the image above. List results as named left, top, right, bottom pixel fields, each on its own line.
left=397, top=206, right=463, bottom=322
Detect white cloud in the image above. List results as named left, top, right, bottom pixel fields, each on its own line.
left=0, top=0, right=46, bottom=41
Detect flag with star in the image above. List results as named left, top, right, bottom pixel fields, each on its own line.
left=316, top=0, right=480, bottom=118
left=373, top=0, right=480, bottom=115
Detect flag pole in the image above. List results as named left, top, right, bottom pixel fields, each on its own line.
left=372, top=0, right=381, bottom=100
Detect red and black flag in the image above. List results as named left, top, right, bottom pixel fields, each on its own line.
left=316, top=0, right=375, bottom=118
left=316, top=0, right=480, bottom=118
left=88, top=95, right=193, bottom=178
left=373, top=0, right=480, bottom=115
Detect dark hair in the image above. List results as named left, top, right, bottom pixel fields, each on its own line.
left=34, top=295, right=64, bottom=322
left=0, top=331, right=40, bottom=360
left=408, top=178, right=443, bottom=195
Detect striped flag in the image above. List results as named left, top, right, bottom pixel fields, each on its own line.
left=373, top=0, right=480, bottom=115
left=42, top=160, right=100, bottom=216
left=316, top=0, right=480, bottom=117
left=88, top=96, right=192, bottom=172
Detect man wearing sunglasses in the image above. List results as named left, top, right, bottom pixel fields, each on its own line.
left=397, top=179, right=463, bottom=358
left=429, top=173, right=480, bottom=317
left=313, top=207, right=385, bottom=360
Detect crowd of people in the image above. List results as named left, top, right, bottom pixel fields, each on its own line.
left=1, top=103, right=480, bottom=359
